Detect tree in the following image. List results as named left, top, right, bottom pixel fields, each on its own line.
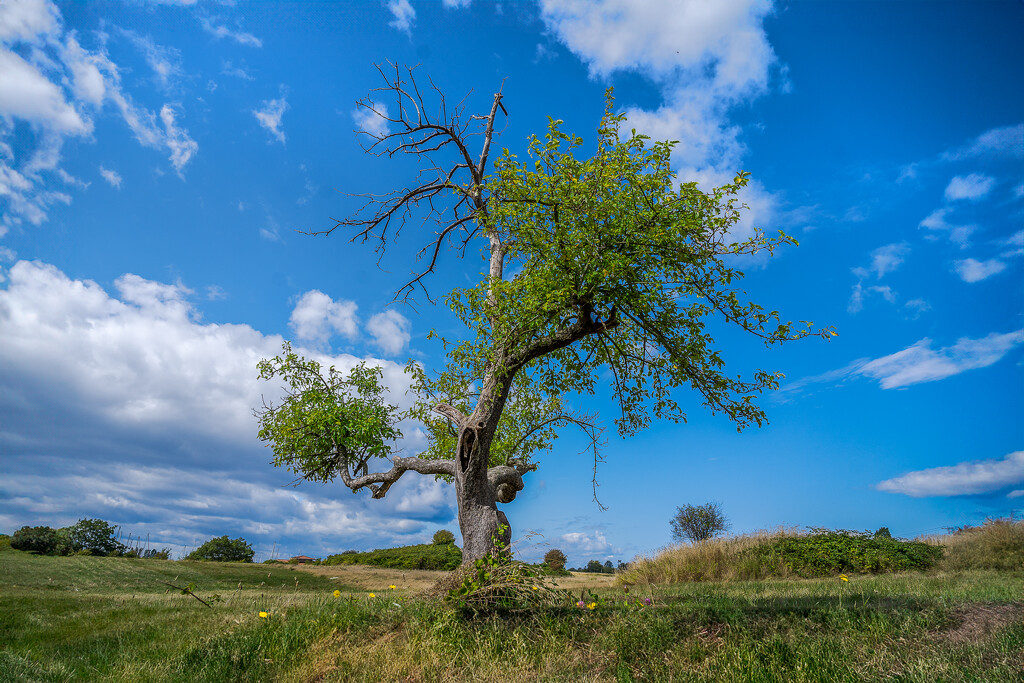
left=543, top=548, right=567, bottom=571
left=670, top=502, right=730, bottom=544
left=11, top=525, right=60, bottom=554
left=257, top=64, right=831, bottom=565
left=433, top=529, right=456, bottom=545
left=584, top=559, right=605, bottom=573
left=64, top=518, right=125, bottom=556
left=186, top=536, right=255, bottom=563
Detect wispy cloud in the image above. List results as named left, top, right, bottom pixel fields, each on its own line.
left=848, top=243, right=908, bottom=313
left=941, top=123, right=1023, bottom=162
left=254, top=95, right=288, bottom=144
left=98, top=166, right=122, bottom=188
left=386, top=0, right=416, bottom=34
left=954, top=257, right=1007, bottom=283
left=944, top=173, right=995, bottom=202
left=199, top=17, right=262, bottom=48
left=352, top=103, right=390, bottom=138
left=877, top=451, right=1024, bottom=498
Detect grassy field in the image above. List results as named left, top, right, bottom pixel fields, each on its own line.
left=1, top=549, right=1022, bottom=682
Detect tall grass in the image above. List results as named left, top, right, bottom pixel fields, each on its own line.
left=618, top=528, right=803, bottom=585
left=925, top=517, right=1024, bottom=571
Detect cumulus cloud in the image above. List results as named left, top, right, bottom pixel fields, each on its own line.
left=954, top=257, right=1007, bottom=283
left=254, top=96, right=288, bottom=144
left=352, top=103, right=390, bottom=138
left=98, top=166, right=122, bottom=188
left=877, top=451, right=1024, bottom=498
left=559, top=529, right=615, bottom=556
left=386, top=0, right=415, bottom=34
left=289, top=290, right=359, bottom=346
left=367, top=309, right=412, bottom=356
left=944, top=173, right=995, bottom=202
left=856, top=330, right=1024, bottom=389
left=0, top=260, right=440, bottom=558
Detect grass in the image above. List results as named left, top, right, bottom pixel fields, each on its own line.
left=2, top=539, right=1023, bottom=681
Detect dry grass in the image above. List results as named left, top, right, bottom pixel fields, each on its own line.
left=920, top=517, right=1024, bottom=571
left=618, top=527, right=802, bottom=585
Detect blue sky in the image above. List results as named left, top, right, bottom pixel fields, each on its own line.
left=1, top=0, right=1021, bottom=567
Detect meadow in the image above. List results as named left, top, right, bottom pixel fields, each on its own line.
left=1, top=526, right=1022, bottom=682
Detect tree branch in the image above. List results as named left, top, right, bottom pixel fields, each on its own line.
left=339, top=455, right=456, bottom=499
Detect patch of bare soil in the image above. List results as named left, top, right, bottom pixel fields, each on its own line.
left=937, top=602, right=1024, bottom=644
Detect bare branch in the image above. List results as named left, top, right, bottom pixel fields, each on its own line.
left=339, top=454, right=456, bottom=499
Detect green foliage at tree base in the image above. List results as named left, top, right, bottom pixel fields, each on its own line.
left=323, top=543, right=462, bottom=570
left=743, top=529, right=943, bottom=577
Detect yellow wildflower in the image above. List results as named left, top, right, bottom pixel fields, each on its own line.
left=587, top=602, right=597, bottom=610
left=368, top=593, right=375, bottom=598
left=333, top=589, right=341, bottom=598
left=839, top=574, right=849, bottom=582
left=388, top=585, right=396, bottom=590
left=258, top=611, right=268, bottom=618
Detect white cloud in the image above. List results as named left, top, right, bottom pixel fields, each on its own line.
left=254, top=96, right=288, bottom=144
left=442, top=0, right=472, bottom=7
left=289, top=290, right=359, bottom=346
left=98, top=166, right=122, bottom=188
left=868, top=242, right=909, bottom=278
left=877, top=451, right=1024, bottom=498
left=386, top=0, right=416, bottom=34
left=944, top=173, right=995, bottom=202
left=221, top=60, right=253, bottom=81
left=118, top=29, right=182, bottom=91
left=159, top=104, right=198, bottom=174
left=0, top=259, right=443, bottom=558
left=559, top=529, right=614, bottom=555
left=0, top=47, right=89, bottom=134
left=0, top=0, right=60, bottom=43
left=199, top=18, right=262, bottom=48
left=367, top=309, right=412, bottom=356
left=353, top=103, right=390, bottom=138
left=954, top=257, right=1007, bottom=283
left=857, top=330, right=1024, bottom=389
left=942, top=123, right=1023, bottom=162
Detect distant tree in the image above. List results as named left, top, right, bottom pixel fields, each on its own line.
left=603, top=560, right=613, bottom=572
left=11, top=526, right=61, bottom=554
left=874, top=527, right=892, bottom=540
left=543, top=548, right=567, bottom=571
left=670, top=502, right=730, bottom=543
left=64, top=518, right=125, bottom=556
left=185, top=536, right=255, bottom=563
left=585, top=559, right=604, bottom=573
left=433, top=529, right=456, bottom=545
left=255, top=66, right=832, bottom=565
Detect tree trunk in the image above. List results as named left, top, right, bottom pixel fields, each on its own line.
left=453, top=426, right=509, bottom=564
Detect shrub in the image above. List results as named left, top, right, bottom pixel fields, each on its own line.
left=744, top=528, right=943, bottom=577
left=874, top=527, right=893, bottom=539
left=11, top=526, right=61, bottom=554
left=543, top=548, right=567, bottom=571
left=324, top=543, right=461, bottom=570
left=0, top=534, right=11, bottom=551
left=670, top=502, right=729, bottom=543
left=64, top=518, right=126, bottom=556
left=185, top=536, right=255, bottom=562
left=932, top=517, right=1024, bottom=571
left=432, top=529, right=456, bottom=545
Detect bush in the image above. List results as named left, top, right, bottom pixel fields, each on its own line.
left=0, top=534, right=11, bottom=551
left=185, top=536, right=255, bottom=562
left=324, top=543, right=461, bottom=570
left=11, top=526, right=61, bottom=555
left=432, top=529, right=456, bottom=545
left=543, top=548, right=567, bottom=571
left=933, top=517, right=1024, bottom=571
left=64, top=518, right=126, bottom=556
left=744, top=528, right=943, bottom=577
left=670, top=502, right=729, bottom=543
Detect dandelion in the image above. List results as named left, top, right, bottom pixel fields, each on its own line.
left=368, top=593, right=376, bottom=598
left=839, top=574, right=849, bottom=582
left=587, top=602, right=597, bottom=610
left=258, top=611, right=268, bottom=618
left=333, top=589, right=341, bottom=598
left=388, top=584, right=396, bottom=590
left=532, top=586, right=539, bottom=591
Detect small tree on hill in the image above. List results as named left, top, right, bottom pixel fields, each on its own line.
left=433, top=529, right=456, bottom=545
left=256, top=65, right=832, bottom=565
left=186, top=536, right=254, bottom=562
left=670, top=502, right=730, bottom=543
left=64, top=518, right=125, bottom=556
left=543, top=548, right=567, bottom=571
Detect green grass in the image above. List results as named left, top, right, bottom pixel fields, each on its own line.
left=2, top=550, right=1022, bottom=681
